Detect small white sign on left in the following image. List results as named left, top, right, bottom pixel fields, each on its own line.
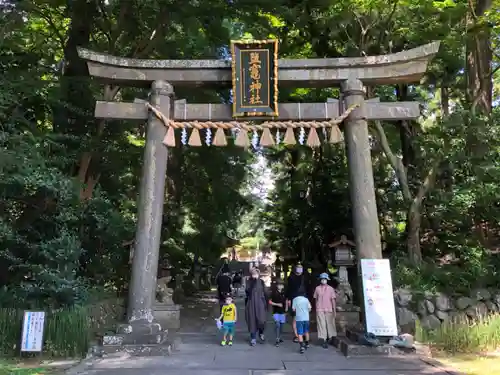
left=21, top=311, right=46, bottom=352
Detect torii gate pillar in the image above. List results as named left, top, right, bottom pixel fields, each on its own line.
left=342, top=78, right=382, bottom=260
left=121, top=81, right=172, bottom=340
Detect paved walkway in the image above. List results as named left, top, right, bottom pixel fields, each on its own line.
left=75, top=292, right=455, bottom=375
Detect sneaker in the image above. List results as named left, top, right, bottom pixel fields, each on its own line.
left=221, top=341, right=226, bottom=346
left=293, top=336, right=299, bottom=343
left=279, top=338, right=284, bottom=343
left=322, top=340, right=328, bottom=349
left=259, top=334, right=265, bottom=342
left=275, top=339, right=280, bottom=347
left=228, top=341, right=233, bottom=346
left=299, top=345, right=305, bottom=354
left=305, top=341, right=310, bottom=349
left=250, top=339, right=257, bottom=346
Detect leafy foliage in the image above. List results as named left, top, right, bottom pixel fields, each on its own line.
left=0, top=0, right=499, bottom=311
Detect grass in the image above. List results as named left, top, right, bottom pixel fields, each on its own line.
left=0, top=360, right=53, bottom=375
left=416, top=313, right=500, bottom=353
left=415, top=314, right=500, bottom=375
left=0, top=307, right=89, bottom=358
left=436, top=354, right=500, bottom=375
left=0, top=298, right=124, bottom=359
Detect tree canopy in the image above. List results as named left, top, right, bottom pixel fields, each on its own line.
left=0, top=0, right=499, bottom=307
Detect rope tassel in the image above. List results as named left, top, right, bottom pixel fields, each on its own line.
left=212, top=128, right=227, bottom=146
left=329, top=124, right=344, bottom=144
left=259, top=128, right=275, bottom=147
left=283, top=127, right=296, bottom=145
left=188, top=128, right=202, bottom=146
left=163, top=127, right=176, bottom=147
left=235, top=129, right=250, bottom=148
left=306, top=127, right=321, bottom=147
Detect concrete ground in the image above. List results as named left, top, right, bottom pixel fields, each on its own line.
left=73, top=292, right=458, bottom=375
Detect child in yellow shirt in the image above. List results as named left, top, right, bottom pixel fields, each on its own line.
left=218, top=295, right=237, bottom=346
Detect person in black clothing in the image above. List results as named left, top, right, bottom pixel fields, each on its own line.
left=286, top=263, right=308, bottom=343
left=217, top=266, right=232, bottom=313
left=232, top=272, right=243, bottom=296
left=269, top=278, right=287, bottom=346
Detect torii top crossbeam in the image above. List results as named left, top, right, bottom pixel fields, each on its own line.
left=77, top=42, right=440, bottom=87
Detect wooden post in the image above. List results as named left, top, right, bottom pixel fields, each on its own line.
left=127, top=80, right=173, bottom=324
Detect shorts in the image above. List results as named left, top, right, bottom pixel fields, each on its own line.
left=296, top=321, right=310, bottom=335
left=223, top=322, right=235, bottom=335
left=273, top=313, right=286, bottom=324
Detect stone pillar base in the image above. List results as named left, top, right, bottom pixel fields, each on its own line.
left=336, top=306, right=361, bottom=335
left=102, top=320, right=168, bottom=346
left=154, top=304, right=181, bottom=330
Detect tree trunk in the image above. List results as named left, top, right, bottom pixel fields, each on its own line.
left=53, top=0, right=97, bottom=135
left=406, top=163, right=439, bottom=264
left=407, top=202, right=423, bottom=264
left=52, top=0, right=101, bottom=200
left=466, top=0, right=493, bottom=114
left=165, top=145, right=184, bottom=238
left=397, top=85, right=416, bottom=169
left=441, top=85, right=450, bottom=117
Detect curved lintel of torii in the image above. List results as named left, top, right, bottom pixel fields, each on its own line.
left=77, top=41, right=440, bottom=87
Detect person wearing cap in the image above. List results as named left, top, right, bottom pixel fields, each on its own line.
left=269, top=278, right=287, bottom=346
left=286, top=262, right=308, bottom=343
left=313, top=272, right=337, bottom=348
left=245, top=267, right=267, bottom=346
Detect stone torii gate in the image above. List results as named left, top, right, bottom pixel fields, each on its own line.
left=78, top=41, right=439, bottom=343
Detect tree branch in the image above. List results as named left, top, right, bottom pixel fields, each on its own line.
left=131, top=7, right=170, bottom=58
left=375, top=0, right=400, bottom=53
left=411, top=160, right=440, bottom=212
left=371, top=120, right=412, bottom=202
left=28, top=5, right=66, bottom=49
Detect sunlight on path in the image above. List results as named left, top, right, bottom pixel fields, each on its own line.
left=437, top=355, right=500, bottom=375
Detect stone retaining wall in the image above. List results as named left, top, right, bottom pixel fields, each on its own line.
left=394, top=289, right=500, bottom=332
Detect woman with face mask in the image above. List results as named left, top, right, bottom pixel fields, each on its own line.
left=313, top=273, right=337, bottom=348
left=245, top=268, right=268, bottom=346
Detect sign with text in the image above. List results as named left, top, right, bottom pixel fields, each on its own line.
left=231, top=39, right=278, bottom=117
left=21, top=311, right=45, bottom=352
left=360, top=259, right=398, bottom=336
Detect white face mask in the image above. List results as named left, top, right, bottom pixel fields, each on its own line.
left=320, top=279, right=328, bottom=285
left=277, top=285, right=284, bottom=291
left=296, top=267, right=303, bottom=274
left=251, top=273, right=258, bottom=279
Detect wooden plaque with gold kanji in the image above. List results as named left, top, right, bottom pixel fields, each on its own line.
left=231, top=39, right=278, bottom=117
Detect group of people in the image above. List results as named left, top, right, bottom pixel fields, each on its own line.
left=216, top=264, right=338, bottom=354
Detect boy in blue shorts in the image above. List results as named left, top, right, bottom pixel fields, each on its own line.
left=292, top=293, right=312, bottom=353
left=269, top=279, right=286, bottom=346
left=218, top=295, right=237, bottom=346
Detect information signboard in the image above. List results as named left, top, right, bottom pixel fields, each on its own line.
left=20, top=311, right=45, bottom=352
left=360, top=259, right=398, bottom=336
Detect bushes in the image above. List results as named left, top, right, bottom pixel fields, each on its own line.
left=0, top=299, right=124, bottom=358
left=393, top=250, right=500, bottom=294
left=416, top=314, right=500, bottom=353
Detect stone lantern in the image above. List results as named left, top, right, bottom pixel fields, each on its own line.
left=328, top=235, right=360, bottom=333
left=329, top=235, right=356, bottom=296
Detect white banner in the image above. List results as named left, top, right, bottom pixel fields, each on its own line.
left=360, top=259, right=398, bottom=336
left=21, top=311, right=45, bottom=352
